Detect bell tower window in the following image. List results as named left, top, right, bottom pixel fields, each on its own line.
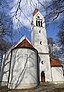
left=36, top=20, right=42, bottom=27
left=41, top=21, right=42, bottom=27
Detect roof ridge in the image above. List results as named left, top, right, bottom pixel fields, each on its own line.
left=51, top=57, right=62, bottom=67
left=15, top=37, right=34, bottom=48
left=32, top=8, right=39, bottom=16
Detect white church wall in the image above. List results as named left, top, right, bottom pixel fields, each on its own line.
left=1, top=51, right=11, bottom=86
left=8, top=48, right=39, bottom=89
left=39, top=54, right=52, bottom=82
left=32, top=27, right=49, bottom=53
left=51, top=67, right=64, bottom=84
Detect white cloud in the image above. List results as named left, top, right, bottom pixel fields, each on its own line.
left=9, top=0, right=46, bottom=30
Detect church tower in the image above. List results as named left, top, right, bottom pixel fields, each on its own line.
left=31, top=8, right=52, bottom=82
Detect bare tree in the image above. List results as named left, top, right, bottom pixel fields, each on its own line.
left=47, top=37, right=55, bottom=55
left=44, top=0, right=64, bottom=22
left=0, top=1, right=14, bottom=84
left=58, top=21, right=64, bottom=46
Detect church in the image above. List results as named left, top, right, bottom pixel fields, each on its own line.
left=1, top=8, right=64, bottom=89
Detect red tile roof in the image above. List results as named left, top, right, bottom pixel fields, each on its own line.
left=32, top=8, right=39, bottom=16
left=16, top=38, right=33, bottom=48
left=50, top=57, right=62, bottom=67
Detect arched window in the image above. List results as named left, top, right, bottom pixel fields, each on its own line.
left=41, top=21, right=42, bottom=27
left=40, top=41, right=42, bottom=45
left=36, top=20, right=42, bottom=27
left=37, top=16, right=40, bottom=18
left=39, top=30, right=41, bottom=33
left=41, top=61, right=43, bottom=64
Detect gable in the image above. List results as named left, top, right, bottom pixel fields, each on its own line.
left=50, top=57, right=62, bottom=67
left=32, top=8, right=44, bottom=19
left=32, top=8, right=45, bottom=28
left=16, top=38, right=33, bottom=48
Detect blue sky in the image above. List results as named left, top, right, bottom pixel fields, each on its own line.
left=46, top=21, right=59, bottom=41
left=0, top=0, right=62, bottom=43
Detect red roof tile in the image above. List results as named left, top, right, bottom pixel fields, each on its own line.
left=32, top=8, right=39, bottom=16
left=16, top=38, right=33, bottom=48
left=50, top=57, right=62, bottom=67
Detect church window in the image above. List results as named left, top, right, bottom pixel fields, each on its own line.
left=40, top=41, right=42, bottom=45
left=39, top=30, right=41, bottom=33
left=36, top=20, right=42, bottom=27
left=41, top=21, right=42, bottom=27
left=41, top=61, right=43, bottom=64
left=37, top=16, right=40, bottom=18
left=36, top=20, right=40, bottom=26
